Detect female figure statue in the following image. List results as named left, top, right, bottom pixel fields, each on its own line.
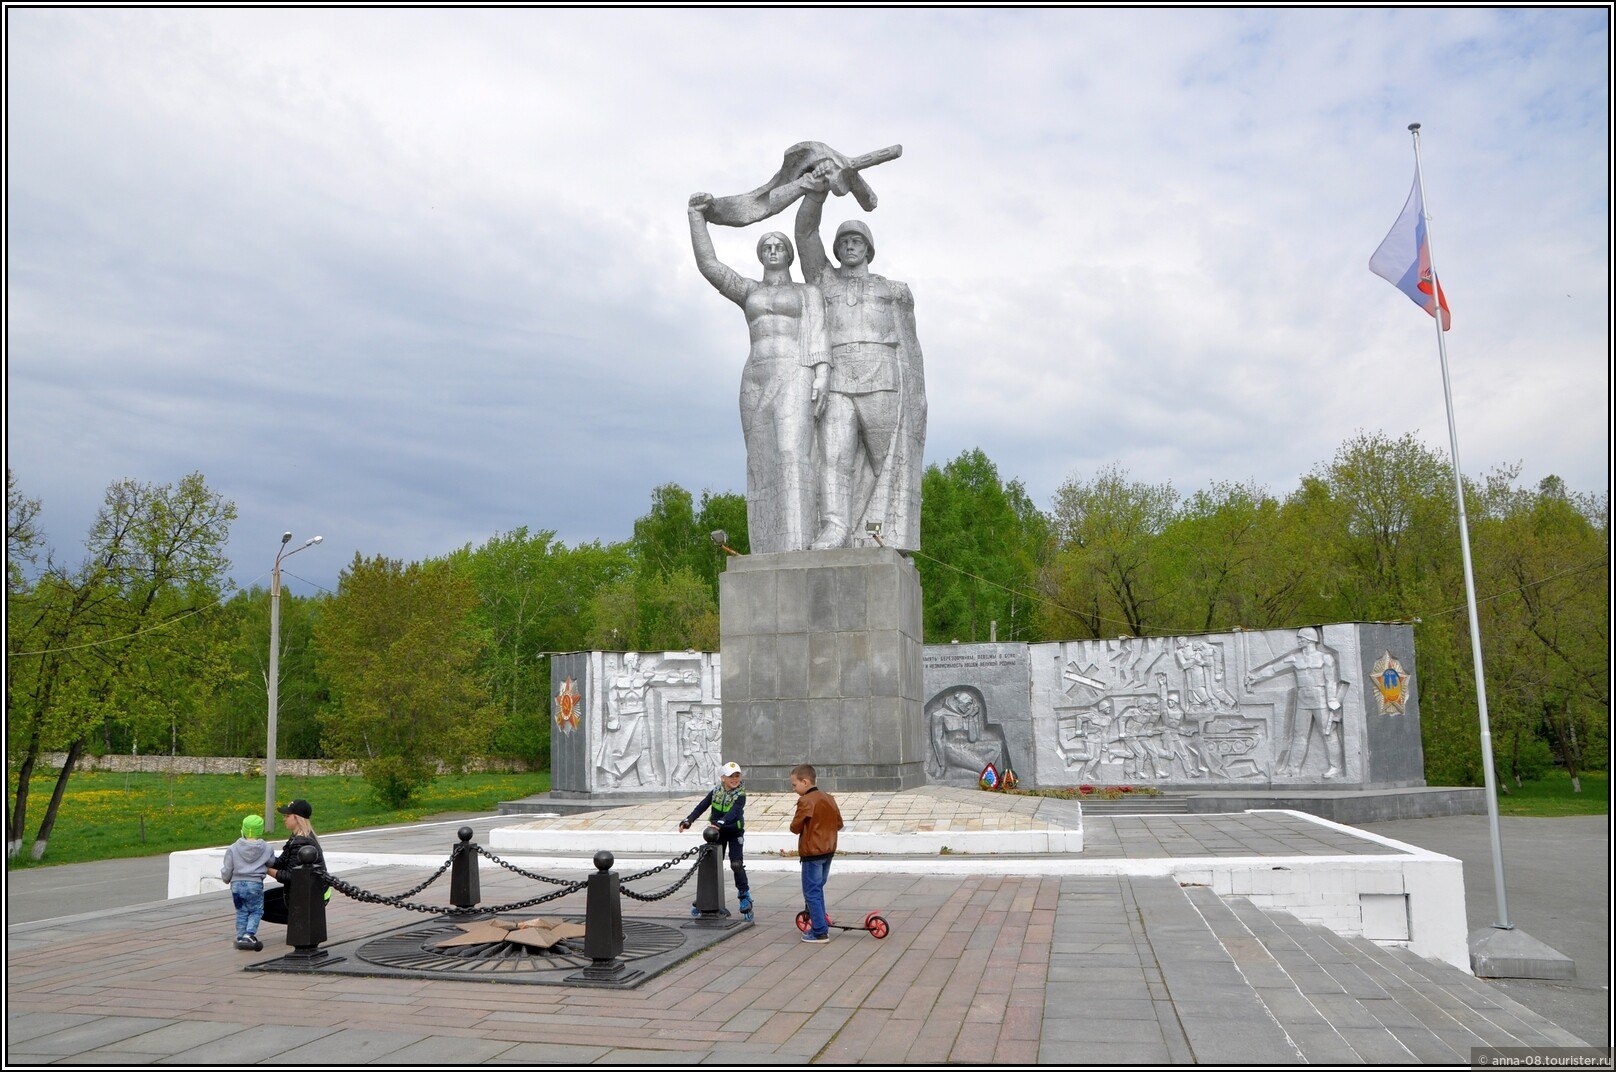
left=689, top=192, right=830, bottom=553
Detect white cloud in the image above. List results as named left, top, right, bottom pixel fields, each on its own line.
left=6, top=8, right=1608, bottom=590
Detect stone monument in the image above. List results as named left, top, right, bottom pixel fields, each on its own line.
left=918, top=622, right=1427, bottom=790
left=549, top=650, right=724, bottom=798
left=691, top=142, right=928, bottom=792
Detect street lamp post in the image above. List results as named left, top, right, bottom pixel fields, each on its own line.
left=266, top=532, right=323, bottom=833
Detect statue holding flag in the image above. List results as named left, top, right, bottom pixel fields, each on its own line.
left=689, top=142, right=926, bottom=552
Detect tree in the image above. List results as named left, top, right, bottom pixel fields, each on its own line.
left=628, top=483, right=746, bottom=596
left=7, top=473, right=236, bottom=858
left=1472, top=472, right=1609, bottom=791
left=205, top=587, right=328, bottom=759
left=1041, top=463, right=1179, bottom=637
left=314, top=554, right=499, bottom=806
left=917, top=448, right=1050, bottom=643
left=586, top=566, right=720, bottom=652
left=447, top=530, right=633, bottom=767
left=6, top=469, right=43, bottom=596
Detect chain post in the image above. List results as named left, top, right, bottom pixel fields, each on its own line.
left=284, top=845, right=333, bottom=964
left=567, top=851, right=643, bottom=985
left=449, top=827, right=481, bottom=910
left=687, top=826, right=729, bottom=927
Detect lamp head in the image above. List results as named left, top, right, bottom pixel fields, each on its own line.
left=306, top=535, right=324, bottom=546
left=281, top=532, right=293, bottom=544
left=709, top=530, right=728, bottom=548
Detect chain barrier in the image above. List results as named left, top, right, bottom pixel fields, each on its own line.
left=316, top=867, right=588, bottom=916
left=620, top=845, right=708, bottom=903
left=388, top=845, right=460, bottom=900
left=621, top=844, right=704, bottom=883
left=309, top=842, right=706, bottom=915
left=470, top=843, right=588, bottom=887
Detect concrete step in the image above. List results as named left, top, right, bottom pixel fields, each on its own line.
left=1306, top=922, right=1590, bottom=1050
left=1181, top=886, right=1372, bottom=1064
left=1078, top=796, right=1191, bottom=815
left=1128, top=877, right=1304, bottom=1063
left=1212, top=894, right=1589, bottom=1061
left=1267, top=912, right=1472, bottom=1063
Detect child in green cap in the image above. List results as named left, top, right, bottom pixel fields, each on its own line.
left=221, top=813, right=274, bottom=950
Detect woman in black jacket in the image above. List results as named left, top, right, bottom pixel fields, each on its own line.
left=262, top=799, right=327, bottom=924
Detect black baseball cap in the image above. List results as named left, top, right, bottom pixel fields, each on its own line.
left=276, top=799, right=313, bottom=819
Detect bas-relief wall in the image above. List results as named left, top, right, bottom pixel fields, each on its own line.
left=550, top=651, right=724, bottom=796
left=556, top=622, right=1421, bottom=794
left=925, top=624, right=1421, bottom=790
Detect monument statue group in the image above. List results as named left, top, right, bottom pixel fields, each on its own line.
left=546, top=142, right=1427, bottom=799
left=688, top=141, right=925, bottom=552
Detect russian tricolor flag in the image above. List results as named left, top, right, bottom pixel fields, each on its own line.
left=1370, top=173, right=1452, bottom=330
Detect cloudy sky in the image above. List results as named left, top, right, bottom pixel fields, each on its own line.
left=7, top=9, right=1609, bottom=595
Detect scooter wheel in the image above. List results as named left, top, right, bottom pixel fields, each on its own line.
left=866, top=914, right=890, bottom=940
left=795, top=910, right=811, bottom=933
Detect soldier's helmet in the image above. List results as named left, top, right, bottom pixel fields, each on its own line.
left=834, top=220, right=875, bottom=264
left=1296, top=626, right=1322, bottom=644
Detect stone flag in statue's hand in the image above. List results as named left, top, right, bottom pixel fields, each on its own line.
left=700, top=141, right=902, bottom=227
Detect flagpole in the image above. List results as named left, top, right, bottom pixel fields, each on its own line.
left=1408, top=122, right=1512, bottom=931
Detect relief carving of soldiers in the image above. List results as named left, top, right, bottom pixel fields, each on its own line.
left=926, top=689, right=1008, bottom=780
left=1246, top=626, right=1348, bottom=778
left=596, top=652, right=672, bottom=789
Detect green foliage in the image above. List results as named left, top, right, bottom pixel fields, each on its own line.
left=446, top=529, right=633, bottom=767
left=204, top=587, right=328, bottom=760
left=581, top=483, right=733, bottom=653
left=6, top=472, right=238, bottom=858
left=5, top=769, right=551, bottom=868
left=586, top=566, right=720, bottom=651
left=314, top=554, right=500, bottom=807
left=6, top=468, right=44, bottom=597
left=9, top=430, right=1604, bottom=808
left=1041, top=463, right=1179, bottom=637
left=918, top=449, right=1049, bottom=643
left=363, top=754, right=433, bottom=809
left=628, top=483, right=747, bottom=596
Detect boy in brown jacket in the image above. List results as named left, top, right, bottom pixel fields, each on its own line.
left=789, top=763, right=844, bottom=942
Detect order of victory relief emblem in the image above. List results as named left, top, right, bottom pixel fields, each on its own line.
left=554, top=677, right=581, bottom=732
left=1370, top=652, right=1410, bottom=716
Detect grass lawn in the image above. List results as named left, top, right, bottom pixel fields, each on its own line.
left=7, top=769, right=551, bottom=868
left=1494, top=769, right=1609, bottom=817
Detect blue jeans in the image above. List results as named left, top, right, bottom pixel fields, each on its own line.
left=800, top=854, right=833, bottom=937
left=232, top=880, right=265, bottom=937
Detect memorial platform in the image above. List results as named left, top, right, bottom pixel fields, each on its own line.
left=16, top=852, right=1591, bottom=1064
left=170, top=786, right=1471, bottom=970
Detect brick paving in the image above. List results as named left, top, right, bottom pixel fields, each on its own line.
left=8, top=798, right=1599, bottom=1064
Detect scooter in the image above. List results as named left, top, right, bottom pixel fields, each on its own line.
left=795, top=909, right=890, bottom=939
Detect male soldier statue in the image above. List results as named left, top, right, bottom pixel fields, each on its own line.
left=1247, top=627, right=1346, bottom=778
left=795, top=163, right=926, bottom=550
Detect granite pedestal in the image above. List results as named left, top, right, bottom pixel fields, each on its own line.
left=720, top=547, right=925, bottom=792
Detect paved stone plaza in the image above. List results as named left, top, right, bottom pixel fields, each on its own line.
left=7, top=796, right=1605, bottom=1064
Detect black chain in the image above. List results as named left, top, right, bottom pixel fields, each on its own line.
left=316, top=867, right=588, bottom=916
left=620, top=846, right=707, bottom=902
left=470, top=843, right=590, bottom=886
left=621, top=844, right=704, bottom=883
left=308, top=842, right=708, bottom=915
left=387, top=845, right=460, bottom=900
